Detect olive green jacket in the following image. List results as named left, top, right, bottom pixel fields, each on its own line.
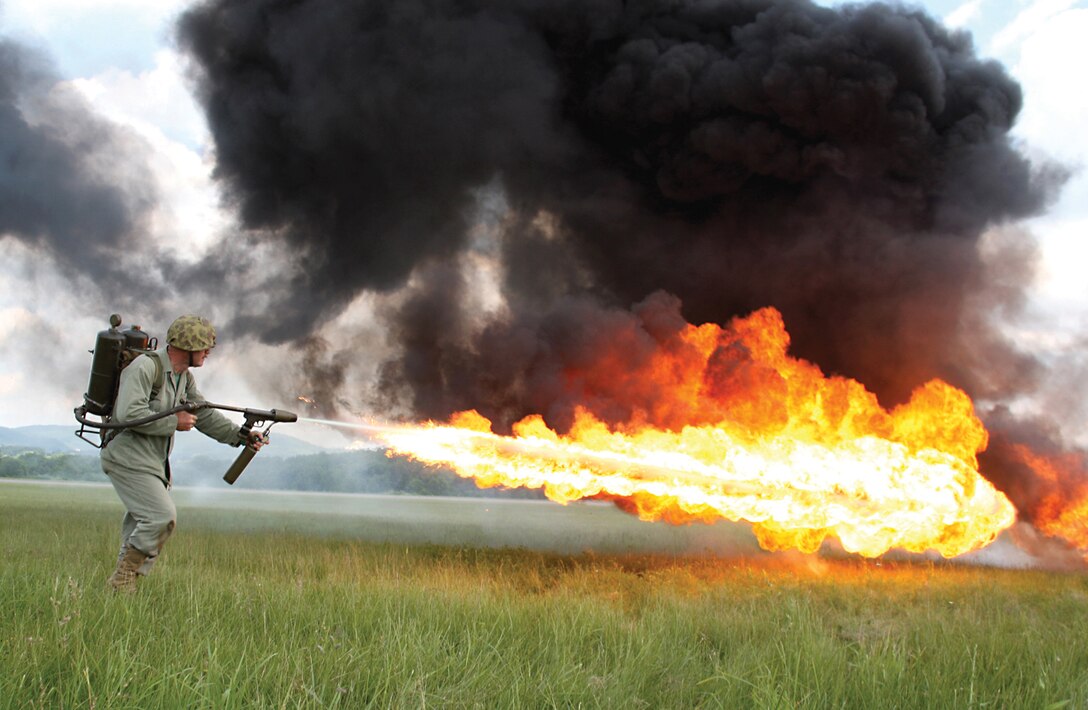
left=100, top=347, right=243, bottom=483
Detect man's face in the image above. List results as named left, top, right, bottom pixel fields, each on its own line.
left=190, top=348, right=212, bottom=367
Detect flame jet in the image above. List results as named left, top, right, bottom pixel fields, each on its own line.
left=325, top=308, right=1017, bottom=558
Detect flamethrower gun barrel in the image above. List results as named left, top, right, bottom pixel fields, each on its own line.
left=201, top=404, right=299, bottom=424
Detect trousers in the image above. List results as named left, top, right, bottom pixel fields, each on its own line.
left=103, top=463, right=176, bottom=576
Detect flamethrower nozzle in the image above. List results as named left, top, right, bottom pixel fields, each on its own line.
left=264, top=408, right=298, bottom=424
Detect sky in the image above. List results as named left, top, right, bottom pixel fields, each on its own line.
left=0, top=0, right=1085, bottom=448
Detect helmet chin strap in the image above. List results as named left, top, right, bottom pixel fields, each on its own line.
left=166, top=345, right=197, bottom=370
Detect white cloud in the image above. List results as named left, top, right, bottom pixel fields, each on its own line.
left=1012, top=6, right=1088, bottom=305
left=1030, top=216, right=1088, bottom=307
left=66, top=49, right=230, bottom=255
left=1013, top=7, right=1088, bottom=166
left=0, top=0, right=192, bottom=38
left=945, top=0, right=985, bottom=29
left=68, top=49, right=207, bottom=148
left=990, top=0, right=1081, bottom=53
left=0, top=0, right=200, bottom=78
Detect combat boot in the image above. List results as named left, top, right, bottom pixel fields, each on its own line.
left=107, top=545, right=148, bottom=593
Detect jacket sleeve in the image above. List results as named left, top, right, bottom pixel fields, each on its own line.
left=185, top=375, right=245, bottom=446
left=113, top=356, right=179, bottom=437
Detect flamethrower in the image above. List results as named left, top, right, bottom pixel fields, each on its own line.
left=74, top=401, right=298, bottom=484
left=73, top=313, right=298, bottom=485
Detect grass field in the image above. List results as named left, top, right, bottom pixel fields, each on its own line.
left=2, top=479, right=1087, bottom=708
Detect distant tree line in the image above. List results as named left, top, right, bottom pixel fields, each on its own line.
left=0, top=446, right=544, bottom=500
left=0, top=447, right=101, bottom=482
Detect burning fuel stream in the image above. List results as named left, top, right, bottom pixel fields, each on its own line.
left=301, top=306, right=1018, bottom=560
left=308, top=411, right=1015, bottom=559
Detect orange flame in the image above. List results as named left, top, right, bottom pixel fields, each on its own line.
left=1004, top=445, right=1088, bottom=556
left=375, top=307, right=1016, bottom=558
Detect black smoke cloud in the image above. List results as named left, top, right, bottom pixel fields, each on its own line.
left=178, top=0, right=1062, bottom=422
left=0, top=36, right=162, bottom=308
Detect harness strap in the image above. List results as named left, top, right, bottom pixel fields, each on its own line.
left=102, top=353, right=167, bottom=448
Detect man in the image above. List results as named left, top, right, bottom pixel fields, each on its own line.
left=102, top=314, right=260, bottom=592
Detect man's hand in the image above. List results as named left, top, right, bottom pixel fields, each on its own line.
left=176, top=411, right=197, bottom=431
left=247, top=430, right=268, bottom=451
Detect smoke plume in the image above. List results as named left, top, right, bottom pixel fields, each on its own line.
left=178, top=0, right=1058, bottom=405
left=177, top=0, right=1082, bottom=539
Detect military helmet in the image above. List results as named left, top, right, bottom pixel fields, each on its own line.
left=167, top=315, right=216, bottom=351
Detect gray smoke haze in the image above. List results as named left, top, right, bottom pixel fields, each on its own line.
left=173, top=0, right=1083, bottom=536
left=0, top=36, right=163, bottom=308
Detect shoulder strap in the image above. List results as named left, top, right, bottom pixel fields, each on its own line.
left=103, top=354, right=165, bottom=448
left=147, top=353, right=165, bottom=401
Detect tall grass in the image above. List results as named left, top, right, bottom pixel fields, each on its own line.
left=2, top=480, right=1087, bottom=708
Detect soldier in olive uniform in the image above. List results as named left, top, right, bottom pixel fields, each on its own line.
left=103, top=315, right=259, bottom=592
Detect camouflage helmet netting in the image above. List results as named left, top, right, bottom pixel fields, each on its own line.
left=167, top=315, right=216, bottom=351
